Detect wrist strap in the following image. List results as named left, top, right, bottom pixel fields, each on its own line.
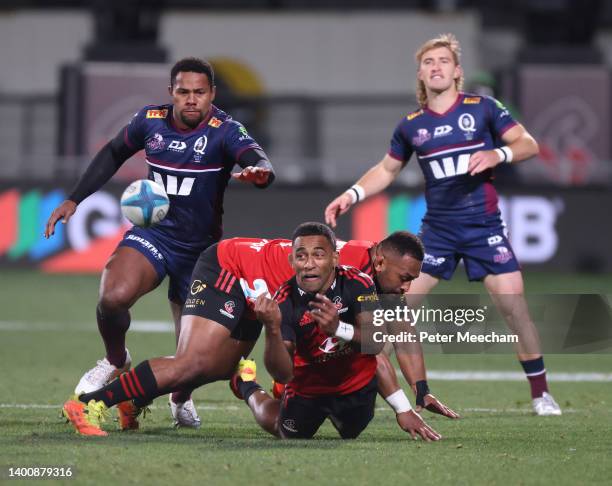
left=335, top=321, right=354, bottom=341
left=494, top=146, right=513, bottom=163
left=385, top=389, right=412, bottom=413
left=415, top=380, right=430, bottom=407
left=345, top=184, right=365, bottom=204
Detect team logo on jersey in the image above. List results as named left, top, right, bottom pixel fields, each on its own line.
left=458, top=113, right=476, bottom=140
left=433, top=125, right=453, bottom=138
left=168, top=140, right=187, bottom=152
left=318, top=336, right=342, bottom=354
left=493, top=246, right=514, bottom=264
left=220, top=300, right=236, bottom=319
left=208, top=117, right=222, bottom=128
left=146, top=109, right=168, bottom=119
left=463, top=97, right=481, bottom=104
left=193, top=136, right=208, bottom=156
left=406, top=109, right=424, bottom=121
left=190, top=280, right=207, bottom=295
left=146, top=133, right=165, bottom=151
left=412, top=128, right=431, bottom=147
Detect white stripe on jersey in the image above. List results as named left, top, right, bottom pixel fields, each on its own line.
left=146, top=159, right=224, bottom=173
left=418, top=142, right=485, bottom=160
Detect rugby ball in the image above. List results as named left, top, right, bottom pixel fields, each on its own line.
left=120, top=179, right=169, bottom=228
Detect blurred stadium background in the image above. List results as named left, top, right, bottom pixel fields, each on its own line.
left=1, top=0, right=611, bottom=275
left=1, top=3, right=611, bottom=484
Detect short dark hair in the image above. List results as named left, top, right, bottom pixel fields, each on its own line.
left=292, top=222, right=337, bottom=251
left=379, top=231, right=424, bottom=261
left=170, top=57, right=214, bottom=88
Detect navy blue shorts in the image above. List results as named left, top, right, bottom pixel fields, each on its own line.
left=118, top=226, right=207, bottom=304
left=418, top=217, right=521, bottom=281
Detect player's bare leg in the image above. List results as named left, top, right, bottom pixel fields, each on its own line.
left=484, top=271, right=561, bottom=415
left=75, top=315, right=256, bottom=428
left=75, top=247, right=161, bottom=394
left=243, top=390, right=281, bottom=437
left=98, top=246, right=161, bottom=366
left=166, top=300, right=202, bottom=428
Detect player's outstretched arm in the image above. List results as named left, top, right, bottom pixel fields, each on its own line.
left=325, top=154, right=404, bottom=228
left=44, top=200, right=77, bottom=238
left=396, top=409, right=442, bottom=441
left=44, top=132, right=137, bottom=238
left=395, top=352, right=460, bottom=419
left=232, top=147, right=275, bottom=188
left=256, top=294, right=294, bottom=383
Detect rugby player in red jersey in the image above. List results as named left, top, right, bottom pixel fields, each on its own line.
left=230, top=223, right=441, bottom=440
left=62, top=225, right=452, bottom=436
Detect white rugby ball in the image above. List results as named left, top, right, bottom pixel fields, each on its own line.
left=120, top=179, right=169, bottom=228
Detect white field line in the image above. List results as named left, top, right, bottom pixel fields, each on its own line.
left=0, top=403, right=579, bottom=414
left=422, top=370, right=612, bottom=382
left=0, top=320, right=174, bottom=333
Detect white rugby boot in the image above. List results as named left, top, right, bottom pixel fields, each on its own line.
left=169, top=396, right=202, bottom=428
left=532, top=392, right=562, bottom=416
left=74, top=349, right=132, bottom=394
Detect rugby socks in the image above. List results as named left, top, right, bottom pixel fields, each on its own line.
left=238, top=378, right=263, bottom=403
left=97, top=305, right=131, bottom=367
left=520, top=357, right=549, bottom=399
left=79, top=361, right=158, bottom=407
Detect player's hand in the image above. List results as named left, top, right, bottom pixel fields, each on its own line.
left=324, top=193, right=353, bottom=228
left=231, top=166, right=272, bottom=185
left=416, top=394, right=461, bottom=419
left=44, top=200, right=77, bottom=238
left=255, top=294, right=281, bottom=331
left=308, top=293, right=340, bottom=335
left=468, top=150, right=502, bottom=176
left=396, top=410, right=442, bottom=441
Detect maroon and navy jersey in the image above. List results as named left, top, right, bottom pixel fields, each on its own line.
left=275, top=267, right=378, bottom=397
left=123, top=104, right=262, bottom=250
left=389, top=93, right=517, bottom=221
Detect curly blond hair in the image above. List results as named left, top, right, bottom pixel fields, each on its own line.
left=415, top=33, right=463, bottom=107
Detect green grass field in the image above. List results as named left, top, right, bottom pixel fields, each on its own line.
left=1, top=270, right=611, bottom=485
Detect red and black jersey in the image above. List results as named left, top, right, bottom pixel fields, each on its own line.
left=215, top=238, right=376, bottom=305
left=275, top=267, right=378, bottom=397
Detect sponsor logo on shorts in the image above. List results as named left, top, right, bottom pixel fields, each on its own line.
left=190, top=280, right=207, bottom=295
left=282, top=419, right=298, bottom=433
left=412, top=128, right=431, bottom=147
left=493, top=246, right=514, bottom=264
left=146, top=109, right=168, bottom=119
left=208, top=117, right=222, bottom=128
left=487, top=235, right=503, bottom=246
left=125, top=234, right=163, bottom=260
left=220, top=300, right=236, bottom=319
left=184, top=298, right=205, bottom=309
left=423, top=253, right=445, bottom=267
